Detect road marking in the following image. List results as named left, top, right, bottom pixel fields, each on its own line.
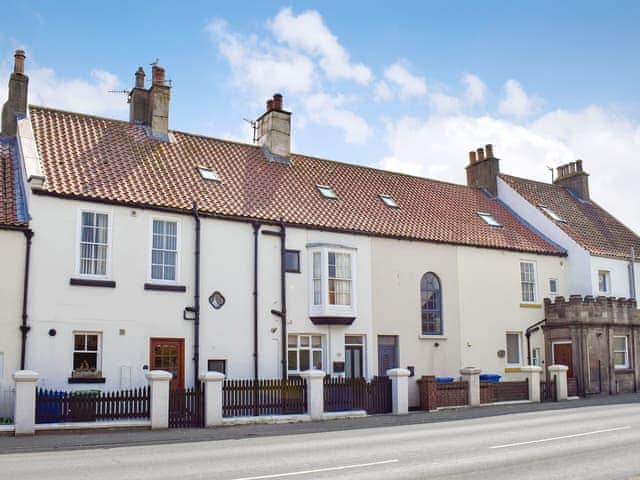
left=490, top=426, right=631, bottom=449
left=230, top=459, right=399, bottom=480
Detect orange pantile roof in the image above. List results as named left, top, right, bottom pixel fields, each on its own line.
left=0, top=138, right=25, bottom=227
left=29, top=105, right=563, bottom=255
left=501, top=174, right=640, bottom=259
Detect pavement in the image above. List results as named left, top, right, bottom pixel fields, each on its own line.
left=0, top=392, right=638, bottom=455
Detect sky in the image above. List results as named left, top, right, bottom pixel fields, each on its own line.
left=1, top=0, right=639, bottom=231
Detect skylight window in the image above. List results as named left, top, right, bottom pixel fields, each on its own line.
left=198, top=166, right=220, bottom=182
left=477, top=212, right=502, bottom=227
left=539, top=205, right=566, bottom=223
left=317, top=185, right=337, bottom=199
left=379, top=194, right=399, bottom=208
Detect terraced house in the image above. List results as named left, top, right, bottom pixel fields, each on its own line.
left=9, top=49, right=635, bottom=410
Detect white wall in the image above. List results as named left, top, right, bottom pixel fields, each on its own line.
left=498, top=178, right=592, bottom=296
left=0, top=230, right=25, bottom=386
left=590, top=256, right=640, bottom=300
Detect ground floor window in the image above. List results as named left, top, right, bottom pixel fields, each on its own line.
left=506, top=332, right=522, bottom=365
left=208, top=359, right=227, bottom=375
left=531, top=347, right=541, bottom=366
left=288, top=334, right=323, bottom=373
left=613, top=336, right=629, bottom=369
left=72, top=332, right=101, bottom=377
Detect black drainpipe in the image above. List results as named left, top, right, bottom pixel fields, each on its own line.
left=252, top=222, right=261, bottom=381
left=264, top=221, right=287, bottom=379
left=525, top=318, right=546, bottom=366
left=193, top=202, right=201, bottom=387
left=19, top=229, right=34, bottom=370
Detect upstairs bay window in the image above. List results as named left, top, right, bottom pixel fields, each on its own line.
left=79, top=211, right=110, bottom=277
left=309, top=246, right=356, bottom=317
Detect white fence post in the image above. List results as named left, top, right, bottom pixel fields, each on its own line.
left=300, top=370, right=325, bottom=420
left=386, top=368, right=410, bottom=415
left=145, top=370, right=172, bottom=429
left=199, top=371, right=225, bottom=427
left=548, top=364, right=569, bottom=401
left=459, top=367, right=482, bottom=407
left=13, top=370, right=39, bottom=436
left=521, top=366, right=543, bottom=402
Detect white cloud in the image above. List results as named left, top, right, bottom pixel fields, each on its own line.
left=429, top=92, right=461, bottom=113
left=382, top=62, right=427, bottom=100
left=498, top=79, right=540, bottom=118
left=462, top=74, right=486, bottom=105
left=268, top=8, right=371, bottom=85
left=0, top=60, right=127, bottom=118
left=374, top=80, right=392, bottom=101
left=207, top=19, right=316, bottom=100
left=303, top=93, right=371, bottom=144
left=379, top=107, right=640, bottom=232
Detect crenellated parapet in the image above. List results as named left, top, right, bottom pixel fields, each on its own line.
left=544, top=295, right=639, bottom=325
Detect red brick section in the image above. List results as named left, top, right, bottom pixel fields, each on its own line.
left=481, top=380, right=529, bottom=403
left=0, top=140, right=24, bottom=227
left=501, top=174, right=640, bottom=259
left=419, top=376, right=469, bottom=409
left=28, top=106, right=563, bottom=255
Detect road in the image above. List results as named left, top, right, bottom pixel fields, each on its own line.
left=1, top=402, right=640, bottom=479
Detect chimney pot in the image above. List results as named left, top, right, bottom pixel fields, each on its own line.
left=576, top=159, right=583, bottom=172
left=273, top=93, right=283, bottom=110
left=469, top=151, right=477, bottom=164
left=485, top=144, right=494, bottom=158
left=14, top=50, right=26, bottom=74
left=151, top=65, right=165, bottom=85
left=266, top=99, right=274, bottom=112
left=135, top=67, right=145, bottom=88
left=476, top=148, right=485, bottom=161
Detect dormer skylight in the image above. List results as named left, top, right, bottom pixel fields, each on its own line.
left=477, top=212, right=502, bottom=227
left=198, top=166, right=220, bottom=182
left=379, top=194, right=399, bottom=208
left=539, top=205, right=566, bottom=223
left=317, top=185, right=337, bottom=199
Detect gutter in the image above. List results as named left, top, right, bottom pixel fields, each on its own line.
left=263, top=222, right=287, bottom=379
left=192, top=202, right=201, bottom=387
left=252, top=222, right=260, bottom=381
left=19, top=229, right=33, bottom=369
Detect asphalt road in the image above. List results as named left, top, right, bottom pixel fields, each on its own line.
left=1, top=402, right=640, bottom=479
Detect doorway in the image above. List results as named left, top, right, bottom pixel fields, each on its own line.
left=345, top=335, right=364, bottom=379
left=552, top=341, right=574, bottom=378
left=150, top=338, right=185, bottom=390
left=377, top=335, right=398, bottom=376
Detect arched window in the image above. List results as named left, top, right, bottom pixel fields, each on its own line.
left=421, top=272, right=442, bottom=335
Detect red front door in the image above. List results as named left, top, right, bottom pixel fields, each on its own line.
left=150, top=338, right=185, bottom=390
left=553, top=342, right=574, bottom=378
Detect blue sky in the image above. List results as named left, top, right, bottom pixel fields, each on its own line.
left=2, top=1, right=639, bottom=230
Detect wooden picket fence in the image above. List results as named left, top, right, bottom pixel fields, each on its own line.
left=169, top=385, right=204, bottom=428
left=323, top=376, right=392, bottom=414
left=35, top=387, right=150, bottom=423
left=223, top=378, right=307, bottom=417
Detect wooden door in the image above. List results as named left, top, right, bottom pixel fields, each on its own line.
left=150, top=338, right=184, bottom=390
left=553, top=342, right=574, bottom=378
left=378, top=336, right=398, bottom=376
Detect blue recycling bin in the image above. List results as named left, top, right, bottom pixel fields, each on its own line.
left=480, top=374, right=501, bottom=383
left=436, top=376, right=455, bottom=383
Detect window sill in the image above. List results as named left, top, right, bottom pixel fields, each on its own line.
left=419, top=335, right=447, bottom=340
left=504, top=366, right=522, bottom=373
left=68, top=377, right=106, bottom=384
left=69, top=278, right=116, bottom=288
left=614, top=368, right=633, bottom=373
left=144, top=283, right=187, bottom=292
left=520, top=303, right=542, bottom=309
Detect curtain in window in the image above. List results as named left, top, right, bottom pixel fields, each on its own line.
left=421, top=272, right=442, bottom=335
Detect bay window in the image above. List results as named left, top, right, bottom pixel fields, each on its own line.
left=308, top=246, right=356, bottom=317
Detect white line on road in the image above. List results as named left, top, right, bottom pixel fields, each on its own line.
left=490, top=426, right=631, bottom=449
left=230, top=459, right=399, bottom=480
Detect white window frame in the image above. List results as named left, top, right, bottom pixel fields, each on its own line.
left=549, top=278, right=559, bottom=296
left=531, top=347, right=541, bottom=366
left=520, top=261, right=538, bottom=304
left=613, top=336, right=629, bottom=369
left=75, top=208, right=112, bottom=279
left=506, top=332, right=523, bottom=366
left=598, top=270, right=611, bottom=295
left=148, top=216, right=181, bottom=283
left=287, top=334, right=324, bottom=374
left=72, top=331, right=102, bottom=376
left=308, top=245, right=357, bottom=317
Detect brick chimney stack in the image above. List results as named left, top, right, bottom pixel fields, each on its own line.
left=256, top=93, right=291, bottom=159
left=466, top=144, right=500, bottom=196
left=554, top=160, right=590, bottom=200
left=1, top=49, right=29, bottom=137
left=128, top=62, right=171, bottom=141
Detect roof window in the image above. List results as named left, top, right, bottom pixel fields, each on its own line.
left=379, top=194, right=399, bottom=208
left=317, top=185, right=337, bottom=199
left=477, top=212, right=502, bottom=227
left=539, top=205, right=566, bottom=223
left=198, top=166, right=220, bottom=182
